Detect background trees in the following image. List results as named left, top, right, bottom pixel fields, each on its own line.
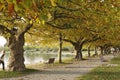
left=0, top=0, right=120, bottom=71
left=45, top=0, right=120, bottom=60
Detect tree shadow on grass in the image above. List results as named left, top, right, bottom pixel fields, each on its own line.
left=0, top=68, right=39, bottom=78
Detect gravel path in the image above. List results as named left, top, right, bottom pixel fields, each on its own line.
left=0, top=55, right=114, bottom=80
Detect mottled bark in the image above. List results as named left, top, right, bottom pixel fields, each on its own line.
left=7, top=34, right=25, bottom=71
left=7, top=23, right=33, bottom=71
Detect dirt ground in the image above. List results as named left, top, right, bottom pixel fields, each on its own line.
left=0, top=55, right=114, bottom=80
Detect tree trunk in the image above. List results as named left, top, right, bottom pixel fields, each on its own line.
left=104, top=47, right=108, bottom=55
left=100, top=46, right=104, bottom=55
left=58, top=33, right=62, bottom=63
left=74, top=44, right=83, bottom=60
left=7, top=34, right=25, bottom=71
left=94, top=46, right=98, bottom=55
left=88, top=46, right=91, bottom=57
left=75, top=50, right=82, bottom=60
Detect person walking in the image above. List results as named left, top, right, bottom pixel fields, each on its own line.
left=0, top=50, right=5, bottom=70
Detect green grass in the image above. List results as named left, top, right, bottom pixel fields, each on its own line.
left=110, top=55, right=120, bottom=65
left=26, top=58, right=74, bottom=69
left=77, top=55, right=120, bottom=80
left=0, top=69, right=38, bottom=78
left=55, top=58, right=74, bottom=63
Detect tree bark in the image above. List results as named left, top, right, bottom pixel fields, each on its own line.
left=94, top=46, right=98, bottom=55
left=7, top=23, right=32, bottom=71
left=58, top=33, right=62, bottom=63
left=75, top=49, right=82, bottom=60
left=100, top=46, right=104, bottom=55
left=88, top=46, right=91, bottom=57
left=62, top=38, right=84, bottom=60
left=74, top=44, right=83, bottom=60
left=0, top=23, right=32, bottom=71
left=7, top=33, right=25, bottom=71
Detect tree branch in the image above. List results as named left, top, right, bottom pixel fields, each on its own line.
left=69, top=0, right=81, bottom=6
left=0, top=24, right=12, bottom=34
left=88, top=35, right=103, bottom=43
left=21, top=23, right=33, bottom=35
left=62, top=38, right=75, bottom=45
left=56, top=3, right=80, bottom=12
left=46, top=22, right=73, bottom=29
left=53, top=11, right=76, bottom=20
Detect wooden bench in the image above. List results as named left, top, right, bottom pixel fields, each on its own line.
left=44, top=58, right=55, bottom=68
left=46, top=58, right=55, bottom=64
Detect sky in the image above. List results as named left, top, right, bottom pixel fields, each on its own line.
left=0, top=36, right=7, bottom=47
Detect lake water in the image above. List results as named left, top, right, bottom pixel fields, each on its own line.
left=2, top=50, right=95, bottom=68
left=24, top=51, right=76, bottom=64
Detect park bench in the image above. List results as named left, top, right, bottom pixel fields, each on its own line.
left=47, top=58, right=55, bottom=64
left=46, top=58, right=55, bottom=64
left=44, top=58, right=55, bottom=68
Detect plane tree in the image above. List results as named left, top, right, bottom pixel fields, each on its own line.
left=0, top=0, right=118, bottom=71
left=19, top=0, right=120, bottom=61
left=36, top=0, right=120, bottom=60
left=0, top=0, right=59, bottom=71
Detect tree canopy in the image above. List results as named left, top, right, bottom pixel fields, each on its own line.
left=0, top=0, right=120, bottom=71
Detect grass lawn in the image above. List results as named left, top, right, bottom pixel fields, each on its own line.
left=77, top=54, right=120, bottom=80
left=0, top=58, right=74, bottom=78
left=0, top=69, right=38, bottom=78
